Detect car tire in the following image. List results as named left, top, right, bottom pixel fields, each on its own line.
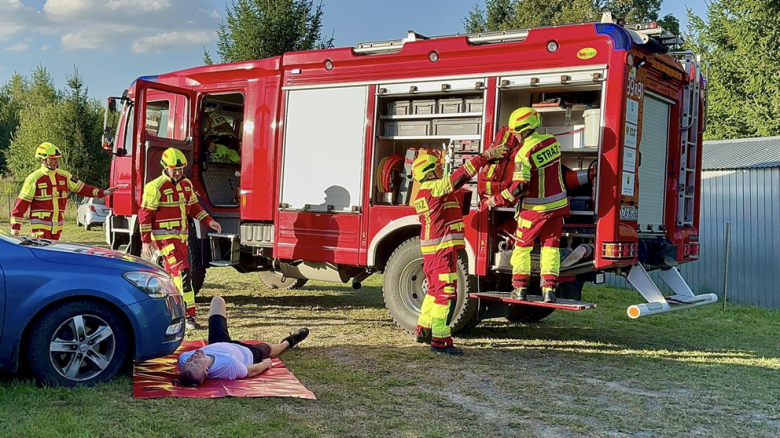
left=382, top=237, right=479, bottom=335
left=258, top=271, right=308, bottom=290
left=26, top=301, right=128, bottom=387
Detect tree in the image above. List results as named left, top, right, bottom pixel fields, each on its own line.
left=0, top=74, right=27, bottom=175
left=464, top=0, right=679, bottom=36
left=205, top=0, right=335, bottom=65
left=686, top=0, right=780, bottom=140
left=5, top=67, right=109, bottom=186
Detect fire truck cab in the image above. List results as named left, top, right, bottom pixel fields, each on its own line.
left=103, top=15, right=716, bottom=334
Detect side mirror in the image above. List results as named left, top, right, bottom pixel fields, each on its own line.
left=108, top=97, right=117, bottom=113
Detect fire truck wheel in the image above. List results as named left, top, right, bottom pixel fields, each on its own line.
left=188, top=228, right=206, bottom=295
left=258, top=271, right=308, bottom=290
left=382, top=237, right=479, bottom=335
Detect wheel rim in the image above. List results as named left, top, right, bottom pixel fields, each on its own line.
left=49, top=314, right=116, bottom=382
left=398, top=257, right=427, bottom=315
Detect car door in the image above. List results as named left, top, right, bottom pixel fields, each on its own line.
left=0, top=250, right=5, bottom=340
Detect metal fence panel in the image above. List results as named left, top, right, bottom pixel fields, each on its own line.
left=605, top=168, right=780, bottom=310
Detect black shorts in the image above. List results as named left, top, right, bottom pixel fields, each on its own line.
left=208, top=315, right=271, bottom=364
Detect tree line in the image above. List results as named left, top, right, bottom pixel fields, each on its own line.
left=0, top=0, right=775, bottom=187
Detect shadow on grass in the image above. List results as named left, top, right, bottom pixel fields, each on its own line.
left=200, top=292, right=386, bottom=311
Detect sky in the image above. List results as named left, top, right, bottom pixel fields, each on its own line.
left=0, top=0, right=708, bottom=101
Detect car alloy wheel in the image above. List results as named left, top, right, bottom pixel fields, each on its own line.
left=49, top=314, right=116, bottom=382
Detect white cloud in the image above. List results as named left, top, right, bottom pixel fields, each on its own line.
left=42, top=44, right=50, bottom=51
left=1, top=0, right=219, bottom=52
left=131, top=30, right=215, bottom=54
left=6, top=41, right=29, bottom=52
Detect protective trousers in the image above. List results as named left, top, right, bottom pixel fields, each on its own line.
left=416, top=249, right=458, bottom=348
left=510, top=210, right=563, bottom=292
left=156, top=238, right=195, bottom=317
left=31, top=229, right=62, bottom=240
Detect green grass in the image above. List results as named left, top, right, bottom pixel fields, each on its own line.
left=2, top=222, right=780, bottom=437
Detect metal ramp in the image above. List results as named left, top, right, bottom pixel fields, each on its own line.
left=469, top=292, right=596, bottom=312
left=626, top=263, right=717, bottom=318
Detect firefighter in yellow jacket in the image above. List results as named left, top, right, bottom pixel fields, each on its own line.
left=10, top=142, right=119, bottom=239
left=139, top=148, right=221, bottom=330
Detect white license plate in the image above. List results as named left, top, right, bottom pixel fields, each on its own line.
left=620, top=205, right=638, bottom=221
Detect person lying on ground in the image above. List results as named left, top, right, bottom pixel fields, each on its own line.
left=178, top=296, right=309, bottom=386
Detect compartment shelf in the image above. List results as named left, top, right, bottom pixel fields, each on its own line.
left=379, top=135, right=482, bottom=141
left=533, top=104, right=589, bottom=113
left=380, top=112, right=484, bottom=120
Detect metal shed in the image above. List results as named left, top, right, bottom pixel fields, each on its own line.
left=605, top=136, right=780, bottom=310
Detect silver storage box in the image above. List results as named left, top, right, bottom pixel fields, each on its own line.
left=465, top=98, right=484, bottom=113
left=385, top=120, right=430, bottom=137
left=412, top=99, right=436, bottom=115
left=437, top=98, right=465, bottom=114
left=433, top=118, right=482, bottom=136
left=387, top=101, right=411, bottom=116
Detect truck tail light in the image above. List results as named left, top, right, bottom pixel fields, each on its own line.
left=602, top=242, right=638, bottom=259
left=684, top=242, right=700, bottom=258
left=89, top=205, right=96, bottom=212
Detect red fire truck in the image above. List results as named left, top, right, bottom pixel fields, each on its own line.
left=103, top=15, right=716, bottom=334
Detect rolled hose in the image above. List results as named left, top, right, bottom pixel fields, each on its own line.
left=377, top=153, right=404, bottom=193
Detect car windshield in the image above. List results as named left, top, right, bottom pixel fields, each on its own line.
left=92, top=198, right=105, bottom=205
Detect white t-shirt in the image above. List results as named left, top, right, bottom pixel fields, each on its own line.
left=178, top=342, right=254, bottom=380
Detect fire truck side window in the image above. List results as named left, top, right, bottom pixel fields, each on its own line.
left=122, top=107, right=134, bottom=156
left=145, top=101, right=171, bottom=138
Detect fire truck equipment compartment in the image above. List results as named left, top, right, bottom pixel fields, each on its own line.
left=281, top=86, right=368, bottom=212
left=582, top=109, right=601, bottom=147
left=637, top=95, right=670, bottom=231
left=412, top=99, right=436, bottom=115
left=464, top=98, right=484, bottom=113
left=384, top=120, right=431, bottom=137
left=437, top=98, right=465, bottom=114
left=387, top=100, right=411, bottom=115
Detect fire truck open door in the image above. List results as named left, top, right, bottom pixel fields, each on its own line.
left=131, top=79, right=197, bottom=211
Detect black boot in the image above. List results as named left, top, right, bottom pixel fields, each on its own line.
left=282, top=328, right=309, bottom=348
left=431, top=345, right=464, bottom=356
left=510, top=287, right=528, bottom=300
left=542, top=288, right=557, bottom=303
left=185, top=316, right=200, bottom=330
left=415, top=327, right=432, bottom=344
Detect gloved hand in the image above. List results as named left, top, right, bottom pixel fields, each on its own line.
left=482, top=143, right=507, bottom=160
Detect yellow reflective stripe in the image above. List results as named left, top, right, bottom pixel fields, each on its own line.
left=157, top=220, right=181, bottom=229
left=140, top=225, right=152, bottom=232
left=438, top=273, right=458, bottom=282
left=449, top=222, right=465, bottom=231
left=92, top=188, right=100, bottom=197
left=421, top=239, right=466, bottom=254
left=538, top=168, right=545, bottom=198
left=519, top=218, right=533, bottom=228
left=31, top=211, right=52, bottom=219
left=443, top=287, right=456, bottom=294
left=153, top=234, right=187, bottom=242
left=486, top=164, right=496, bottom=178
left=195, top=211, right=209, bottom=221
left=443, top=201, right=460, bottom=210
left=522, top=197, right=569, bottom=211
left=19, top=194, right=34, bottom=202
left=10, top=217, right=24, bottom=225
left=159, top=243, right=176, bottom=255
left=501, top=189, right=515, bottom=202
left=463, top=161, right=476, bottom=176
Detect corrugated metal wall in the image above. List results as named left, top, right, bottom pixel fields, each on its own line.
left=605, top=168, right=780, bottom=310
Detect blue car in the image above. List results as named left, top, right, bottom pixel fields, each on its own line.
left=0, top=232, right=186, bottom=387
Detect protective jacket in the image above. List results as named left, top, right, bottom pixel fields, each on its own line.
left=11, top=166, right=106, bottom=239
left=139, top=174, right=212, bottom=244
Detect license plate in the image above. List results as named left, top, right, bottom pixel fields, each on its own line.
left=620, top=205, right=638, bottom=221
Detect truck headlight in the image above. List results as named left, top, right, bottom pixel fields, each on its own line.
left=123, top=271, right=179, bottom=298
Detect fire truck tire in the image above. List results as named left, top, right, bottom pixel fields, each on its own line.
left=383, top=237, right=479, bottom=335
left=505, top=280, right=584, bottom=323
left=258, top=272, right=308, bottom=290
left=188, top=228, right=207, bottom=295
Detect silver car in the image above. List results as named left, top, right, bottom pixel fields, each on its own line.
left=77, top=198, right=111, bottom=230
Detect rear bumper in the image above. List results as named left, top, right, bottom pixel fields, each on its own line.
left=126, top=294, right=186, bottom=362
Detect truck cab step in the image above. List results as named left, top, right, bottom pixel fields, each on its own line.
left=469, top=291, right=597, bottom=311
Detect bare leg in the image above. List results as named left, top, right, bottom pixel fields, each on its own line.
left=209, top=296, right=227, bottom=318
left=268, top=341, right=290, bottom=358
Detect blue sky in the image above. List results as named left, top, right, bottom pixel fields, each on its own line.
left=0, top=0, right=708, bottom=101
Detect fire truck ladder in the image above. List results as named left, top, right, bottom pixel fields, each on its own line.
left=672, top=51, right=706, bottom=228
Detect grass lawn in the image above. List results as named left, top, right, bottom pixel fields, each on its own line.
left=1, top=222, right=779, bottom=437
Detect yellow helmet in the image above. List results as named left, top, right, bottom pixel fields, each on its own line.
left=161, top=147, right=187, bottom=170
left=35, top=142, right=62, bottom=160
left=412, top=154, right=441, bottom=182
left=508, top=107, right=541, bottom=134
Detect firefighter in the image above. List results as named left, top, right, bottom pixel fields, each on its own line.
left=412, top=143, right=506, bottom=355
left=486, top=108, right=570, bottom=303
left=139, top=147, right=222, bottom=330
left=10, top=142, right=119, bottom=239
left=477, top=126, right=521, bottom=207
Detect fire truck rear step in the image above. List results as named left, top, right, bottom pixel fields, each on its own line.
left=469, top=292, right=596, bottom=311
left=626, top=263, right=718, bottom=318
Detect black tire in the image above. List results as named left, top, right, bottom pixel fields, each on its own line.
left=188, top=226, right=207, bottom=295
left=505, top=280, right=584, bottom=323
left=382, top=237, right=479, bottom=335
left=258, top=271, right=308, bottom=290
left=26, top=301, right=128, bottom=387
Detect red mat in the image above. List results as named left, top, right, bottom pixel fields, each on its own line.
left=133, top=340, right=316, bottom=400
